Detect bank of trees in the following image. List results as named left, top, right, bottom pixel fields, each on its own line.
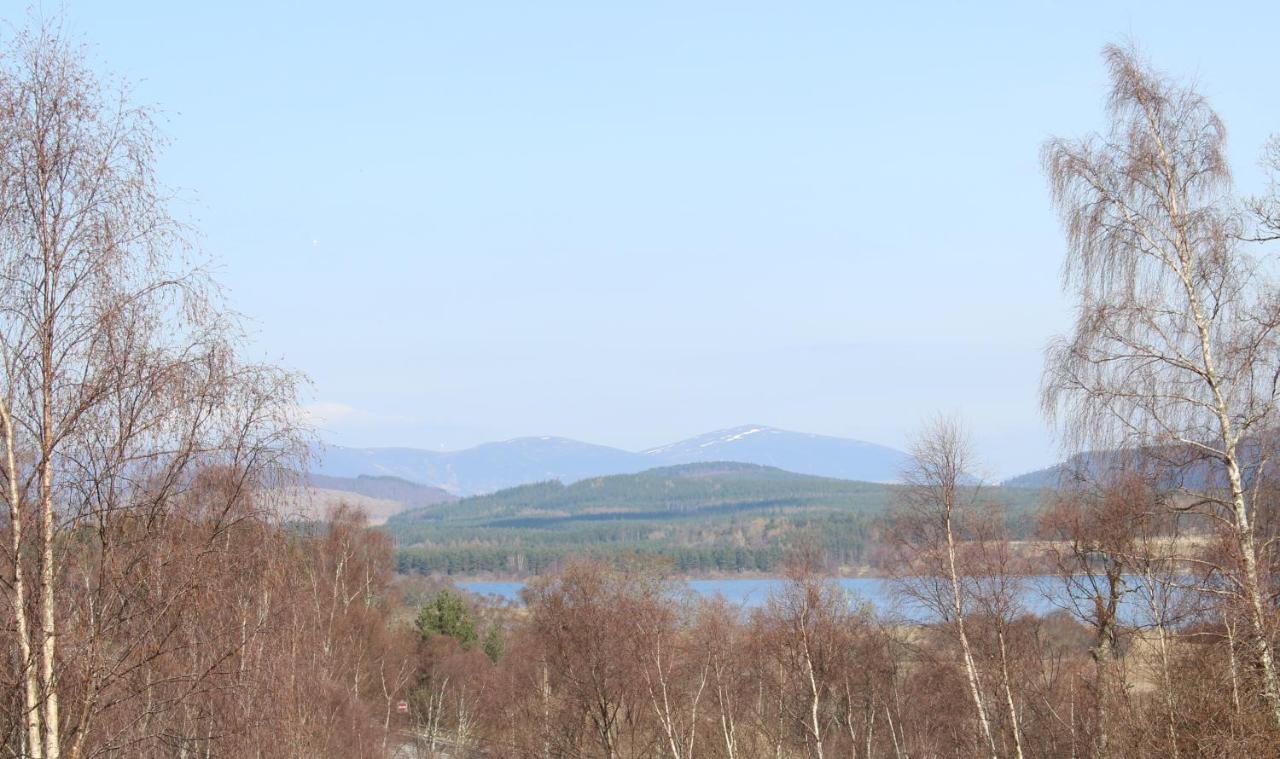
left=396, top=542, right=788, bottom=577
left=389, top=550, right=1280, bottom=758
left=13, top=499, right=1275, bottom=757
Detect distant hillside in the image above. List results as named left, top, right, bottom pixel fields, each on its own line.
left=275, top=487, right=408, bottom=526
left=1001, top=444, right=1260, bottom=489
left=314, top=425, right=911, bottom=495
left=306, top=473, right=456, bottom=509
left=384, top=462, right=1048, bottom=577
left=1002, top=466, right=1063, bottom=489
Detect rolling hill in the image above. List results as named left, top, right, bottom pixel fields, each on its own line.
left=391, top=461, right=903, bottom=525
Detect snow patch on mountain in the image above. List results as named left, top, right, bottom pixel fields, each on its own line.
left=315, top=425, right=913, bottom=494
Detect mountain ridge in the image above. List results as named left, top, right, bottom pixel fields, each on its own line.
left=312, top=425, right=913, bottom=496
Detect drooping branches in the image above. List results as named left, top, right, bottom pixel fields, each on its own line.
left=1042, top=43, right=1280, bottom=728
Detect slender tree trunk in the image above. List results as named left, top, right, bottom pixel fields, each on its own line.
left=2, top=402, right=43, bottom=759
left=1091, top=570, right=1121, bottom=759
left=996, top=628, right=1025, bottom=759
left=801, top=628, right=825, bottom=759
left=945, top=496, right=998, bottom=759
left=1225, top=457, right=1280, bottom=727
left=713, top=658, right=737, bottom=759
left=642, top=634, right=685, bottom=759
left=1225, top=615, right=1242, bottom=731
left=1146, top=574, right=1179, bottom=759
left=886, top=703, right=905, bottom=759
left=1068, top=675, right=1077, bottom=759
left=717, top=693, right=736, bottom=759
left=774, top=662, right=785, bottom=759
left=843, top=683, right=859, bottom=758
left=1092, top=657, right=1109, bottom=758
left=1179, top=208, right=1280, bottom=730
left=1158, top=625, right=1179, bottom=757
left=540, top=660, right=551, bottom=759
left=380, top=661, right=393, bottom=754
left=38, top=363, right=60, bottom=759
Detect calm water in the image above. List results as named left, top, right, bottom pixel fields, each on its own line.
left=459, top=577, right=1079, bottom=620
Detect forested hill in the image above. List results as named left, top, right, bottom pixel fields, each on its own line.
left=384, top=462, right=1047, bottom=576
left=389, top=461, right=898, bottom=524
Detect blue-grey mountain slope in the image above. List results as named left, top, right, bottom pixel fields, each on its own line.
left=313, top=425, right=913, bottom=496
left=314, top=437, right=651, bottom=496
left=1001, top=442, right=1276, bottom=489
left=645, top=425, right=911, bottom=483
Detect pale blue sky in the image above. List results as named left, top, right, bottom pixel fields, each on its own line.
left=47, top=1, right=1280, bottom=477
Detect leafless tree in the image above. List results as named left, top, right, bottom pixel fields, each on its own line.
left=693, top=599, right=747, bottom=759
left=630, top=591, right=708, bottom=759
left=522, top=561, right=659, bottom=759
left=1040, top=473, right=1155, bottom=756
left=891, top=416, right=1000, bottom=758
left=0, top=22, right=303, bottom=758
left=1042, top=43, right=1280, bottom=728
left=763, top=550, right=844, bottom=759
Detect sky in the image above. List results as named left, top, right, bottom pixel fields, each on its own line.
left=41, top=1, right=1280, bottom=477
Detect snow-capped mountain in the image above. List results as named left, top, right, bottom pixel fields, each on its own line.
left=645, top=425, right=910, bottom=482
left=312, top=425, right=910, bottom=495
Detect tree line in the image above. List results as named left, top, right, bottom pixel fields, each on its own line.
left=396, top=542, right=787, bottom=576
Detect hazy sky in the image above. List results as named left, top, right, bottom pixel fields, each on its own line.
left=48, top=1, right=1280, bottom=477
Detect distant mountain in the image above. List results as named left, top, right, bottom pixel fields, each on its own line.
left=313, top=437, right=650, bottom=496
left=645, top=425, right=910, bottom=483
left=313, top=425, right=913, bottom=496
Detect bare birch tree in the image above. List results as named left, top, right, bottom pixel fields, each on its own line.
left=892, top=416, right=1000, bottom=758
left=1041, top=44, right=1280, bottom=728
left=0, top=22, right=302, bottom=758
left=1040, top=472, right=1154, bottom=756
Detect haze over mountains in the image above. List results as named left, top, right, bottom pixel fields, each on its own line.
left=305, top=474, right=456, bottom=509
left=313, top=425, right=913, bottom=496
